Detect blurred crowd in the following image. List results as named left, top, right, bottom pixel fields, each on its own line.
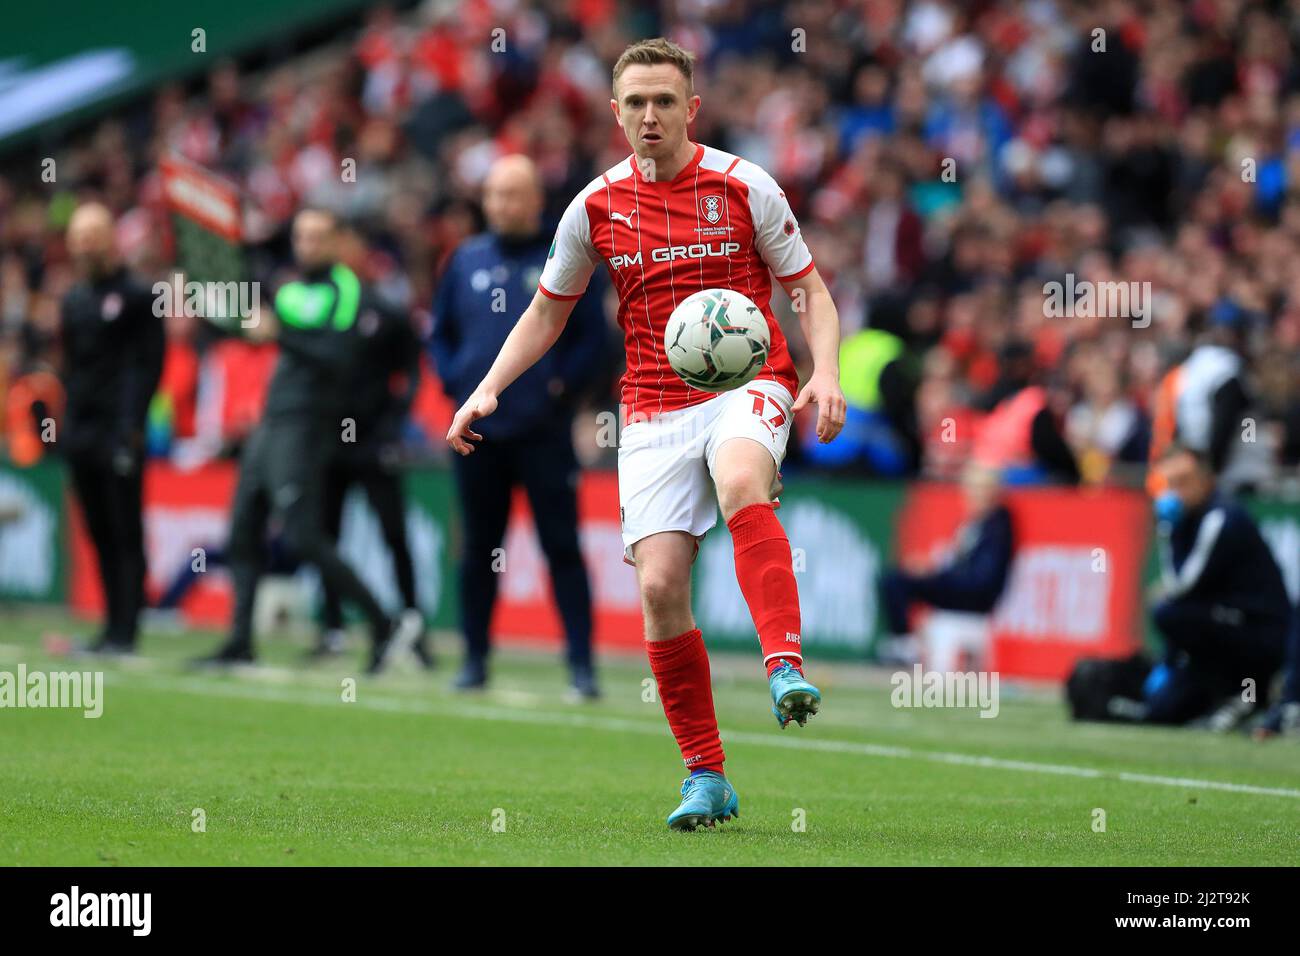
left=1, top=0, right=1299, bottom=488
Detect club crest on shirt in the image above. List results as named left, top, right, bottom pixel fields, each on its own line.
left=699, top=194, right=724, bottom=225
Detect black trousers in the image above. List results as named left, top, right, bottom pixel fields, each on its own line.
left=226, top=417, right=388, bottom=652
left=451, top=423, right=592, bottom=670
left=1146, top=597, right=1288, bottom=724
left=879, top=568, right=997, bottom=635
left=320, top=452, right=417, bottom=631
left=67, top=450, right=146, bottom=646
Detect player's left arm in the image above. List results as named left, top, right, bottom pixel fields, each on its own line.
left=745, top=163, right=845, bottom=443
left=781, top=267, right=845, bottom=444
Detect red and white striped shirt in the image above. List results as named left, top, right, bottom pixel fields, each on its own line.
left=539, top=143, right=811, bottom=418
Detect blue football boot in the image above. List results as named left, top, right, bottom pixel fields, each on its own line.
left=666, top=771, right=739, bottom=831
left=769, top=660, right=821, bottom=728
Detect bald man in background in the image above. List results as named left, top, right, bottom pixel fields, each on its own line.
left=59, top=203, right=165, bottom=654
left=430, top=155, right=609, bottom=697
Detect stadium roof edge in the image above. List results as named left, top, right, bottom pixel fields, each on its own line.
left=0, top=0, right=386, bottom=157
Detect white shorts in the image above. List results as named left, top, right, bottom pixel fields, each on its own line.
left=617, top=379, right=795, bottom=562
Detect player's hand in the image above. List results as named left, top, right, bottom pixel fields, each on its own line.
left=792, top=371, right=846, bottom=443
left=446, top=391, right=498, bottom=455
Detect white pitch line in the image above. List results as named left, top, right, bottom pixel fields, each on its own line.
left=111, top=673, right=1300, bottom=801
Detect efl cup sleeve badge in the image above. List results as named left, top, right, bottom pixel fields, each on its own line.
left=700, top=194, right=725, bottom=225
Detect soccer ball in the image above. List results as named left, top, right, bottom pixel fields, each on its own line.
left=664, top=288, right=769, bottom=392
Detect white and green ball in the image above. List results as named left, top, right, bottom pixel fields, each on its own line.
left=664, top=288, right=769, bottom=392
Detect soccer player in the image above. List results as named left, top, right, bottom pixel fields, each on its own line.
left=446, top=38, right=846, bottom=829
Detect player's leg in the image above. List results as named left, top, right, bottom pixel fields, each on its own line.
left=269, top=421, right=395, bottom=670
left=634, top=531, right=736, bottom=829
left=359, top=464, right=429, bottom=667
left=108, top=458, right=148, bottom=649
left=68, top=452, right=125, bottom=649
left=449, top=435, right=514, bottom=688
left=312, top=455, right=349, bottom=657
left=198, top=428, right=271, bottom=663
left=708, top=382, right=820, bottom=727
left=361, top=467, right=418, bottom=620
left=619, top=405, right=736, bottom=829
left=517, top=423, right=595, bottom=696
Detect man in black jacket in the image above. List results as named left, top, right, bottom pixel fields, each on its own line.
left=195, top=209, right=414, bottom=671
left=1144, top=444, right=1291, bottom=726
left=313, top=269, right=429, bottom=666
left=59, top=203, right=164, bottom=653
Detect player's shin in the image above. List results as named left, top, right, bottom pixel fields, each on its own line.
left=645, top=629, right=725, bottom=774
left=727, top=502, right=803, bottom=675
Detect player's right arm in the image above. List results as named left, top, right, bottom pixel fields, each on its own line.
left=446, top=187, right=599, bottom=456
left=446, top=290, right=579, bottom=455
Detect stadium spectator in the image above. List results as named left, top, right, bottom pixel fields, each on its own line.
left=57, top=203, right=164, bottom=654
left=1064, top=342, right=1149, bottom=484
left=429, top=154, right=606, bottom=698
left=801, top=321, right=916, bottom=475
left=1143, top=444, right=1291, bottom=728
left=1148, top=314, right=1274, bottom=495
left=877, top=462, right=1014, bottom=663
left=971, top=340, right=1080, bottom=485
left=0, top=1, right=1297, bottom=494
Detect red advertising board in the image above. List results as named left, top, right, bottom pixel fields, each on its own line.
left=67, top=461, right=646, bottom=651
left=895, top=483, right=1149, bottom=680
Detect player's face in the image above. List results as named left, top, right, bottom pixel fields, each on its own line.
left=611, top=64, right=700, bottom=166
left=292, top=212, right=337, bottom=270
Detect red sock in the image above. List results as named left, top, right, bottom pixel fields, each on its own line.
left=646, top=629, right=724, bottom=774
left=727, top=503, right=803, bottom=676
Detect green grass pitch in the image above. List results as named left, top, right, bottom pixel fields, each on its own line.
left=1, top=608, right=1297, bottom=866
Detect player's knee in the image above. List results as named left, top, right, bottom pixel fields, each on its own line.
left=715, top=466, right=769, bottom=520
left=638, top=566, right=689, bottom=621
